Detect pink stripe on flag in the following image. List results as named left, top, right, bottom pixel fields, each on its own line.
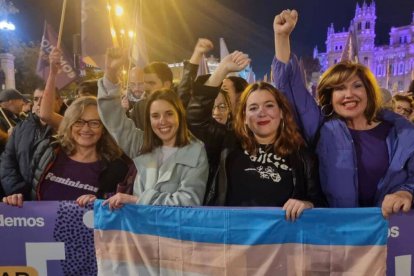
left=95, top=230, right=386, bottom=275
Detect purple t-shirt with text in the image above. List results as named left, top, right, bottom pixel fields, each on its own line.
left=39, top=151, right=103, bottom=200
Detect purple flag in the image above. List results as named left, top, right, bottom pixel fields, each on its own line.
left=36, top=22, right=77, bottom=89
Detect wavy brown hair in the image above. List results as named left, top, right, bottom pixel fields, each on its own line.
left=317, top=61, right=382, bottom=124
left=140, top=89, right=192, bottom=154
left=234, top=82, right=304, bottom=157
left=57, top=96, right=122, bottom=161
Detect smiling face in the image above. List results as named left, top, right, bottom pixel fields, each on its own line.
left=244, top=89, right=282, bottom=145
left=149, top=99, right=179, bottom=147
left=331, top=75, right=368, bottom=125
left=71, top=105, right=103, bottom=150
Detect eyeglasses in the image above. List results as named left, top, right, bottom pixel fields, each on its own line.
left=212, top=103, right=228, bottom=113
left=396, top=105, right=413, bottom=115
left=72, top=119, right=102, bottom=129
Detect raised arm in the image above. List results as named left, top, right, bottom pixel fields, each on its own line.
left=97, top=48, right=144, bottom=158
left=39, top=48, right=63, bottom=130
left=177, top=38, right=214, bottom=107
left=187, top=51, right=250, bottom=128
left=272, top=9, right=322, bottom=146
left=274, top=9, right=297, bottom=63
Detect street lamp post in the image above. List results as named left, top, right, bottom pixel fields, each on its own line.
left=0, top=19, right=15, bottom=89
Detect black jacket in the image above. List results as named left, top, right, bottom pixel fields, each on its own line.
left=0, top=108, right=22, bottom=154
left=129, top=61, right=199, bottom=129
left=186, top=76, right=326, bottom=207
left=1, top=113, right=53, bottom=198
left=205, top=145, right=326, bottom=207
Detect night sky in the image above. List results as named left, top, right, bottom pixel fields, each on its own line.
left=9, top=0, right=414, bottom=78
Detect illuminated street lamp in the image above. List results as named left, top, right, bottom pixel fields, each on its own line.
left=0, top=20, right=15, bottom=31
left=115, top=5, right=124, bottom=16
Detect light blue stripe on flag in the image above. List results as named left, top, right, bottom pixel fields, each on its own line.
left=94, top=200, right=388, bottom=246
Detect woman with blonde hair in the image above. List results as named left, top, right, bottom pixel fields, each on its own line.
left=272, top=9, right=414, bottom=217
left=2, top=96, right=130, bottom=206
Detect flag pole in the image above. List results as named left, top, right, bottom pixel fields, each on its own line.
left=0, top=107, right=13, bottom=129
left=57, top=0, right=67, bottom=49
left=106, top=0, right=119, bottom=48
left=125, top=0, right=140, bottom=91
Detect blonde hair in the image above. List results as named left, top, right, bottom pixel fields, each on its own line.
left=57, top=96, right=122, bottom=161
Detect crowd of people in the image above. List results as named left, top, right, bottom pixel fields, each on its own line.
left=1, top=9, right=414, bottom=221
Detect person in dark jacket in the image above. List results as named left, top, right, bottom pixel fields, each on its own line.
left=0, top=88, right=27, bottom=152
left=0, top=87, right=54, bottom=198
left=129, top=38, right=213, bottom=129
left=187, top=51, right=326, bottom=220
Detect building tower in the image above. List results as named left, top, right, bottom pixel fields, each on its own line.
left=351, top=1, right=377, bottom=70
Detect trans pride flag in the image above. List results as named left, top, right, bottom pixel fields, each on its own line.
left=94, top=202, right=388, bottom=275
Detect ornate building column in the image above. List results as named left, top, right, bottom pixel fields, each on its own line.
left=0, top=53, right=15, bottom=89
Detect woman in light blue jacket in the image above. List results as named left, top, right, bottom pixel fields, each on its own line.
left=97, top=49, right=208, bottom=208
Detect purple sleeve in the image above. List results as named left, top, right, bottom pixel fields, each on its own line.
left=271, top=55, right=323, bottom=146
left=397, top=155, right=414, bottom=197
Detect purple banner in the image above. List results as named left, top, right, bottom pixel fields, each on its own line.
left=36, top=22, right=77, bottom=89
left=0, top=202, right=413, bottom=275
left=0, top=201, right=95, bottom=276
left=387, top=211, right=414, bottom=276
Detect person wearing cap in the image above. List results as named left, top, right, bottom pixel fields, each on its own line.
left=0, top=86, right=54, bottom=197
left=0, top=88, right=27, bottom=126
left=0, top=89, right=27, bottom=151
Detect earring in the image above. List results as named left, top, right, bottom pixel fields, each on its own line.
left=321, top=103, right=334, bottom=117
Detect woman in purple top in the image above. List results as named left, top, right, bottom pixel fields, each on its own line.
left=272, top=9, right=414, bottom=217
left=2, top=96, right=131, bottom=206
left=2, top=48, right=131, bottom=207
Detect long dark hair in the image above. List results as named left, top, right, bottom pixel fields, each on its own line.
left=140, top=89, right=192, bottom=154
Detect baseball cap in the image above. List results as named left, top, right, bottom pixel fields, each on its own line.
left=0, top=89, right=27, bottom=102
